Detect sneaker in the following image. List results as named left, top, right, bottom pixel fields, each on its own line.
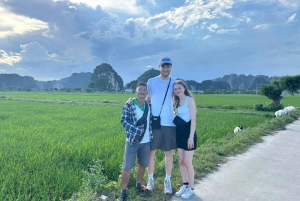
left=146, top=179, right=154, bottom=191
left=117, top=192, right=127, bottom=201
left=181, top=187, right=194, bottom=199
left=136, top=186, right=146, bottom=197
left=164, top=180, right=172, bottom=194
left=175, top=185, right=187, bottom=197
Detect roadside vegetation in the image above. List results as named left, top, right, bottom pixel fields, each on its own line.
left=0, top=93, right=299, bottom=201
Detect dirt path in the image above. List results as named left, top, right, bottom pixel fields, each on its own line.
left=172, top=119, right=300, bottom=201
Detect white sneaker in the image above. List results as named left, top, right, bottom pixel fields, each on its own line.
left=181, top=187, right=194, bottom=199
left=164, top=180, right=172, bottom=194
left=175, top=185, right=187, bottom=197
left=146, top=179, right=154, bottom=191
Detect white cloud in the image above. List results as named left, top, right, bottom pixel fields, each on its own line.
left=203, top=35, right=211, bottom=40
left=278, top=0, right=300, bottom=9
left=253, top=24, right=273, bottom=30
left=208, top=23, right=219, bottom=32
left=19, top=42, right=56, bottom=62
left=286, top=13, right=297, bottom=23
left=216, top=28, right=239, bottom=34
left=0, top=50, right=21, bottom=65
left=65, top=0, right=148, bottom=16
left=0, top=7, right=48, bottom=38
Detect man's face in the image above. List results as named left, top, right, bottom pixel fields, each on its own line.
left=136, top=85, right=148, bottom=99
left=159, top=64, right=172, bottom=78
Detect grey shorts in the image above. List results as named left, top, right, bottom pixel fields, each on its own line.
left=122, top=141, right=150, bottom=170
left=150, top=126, right=176, bottom=151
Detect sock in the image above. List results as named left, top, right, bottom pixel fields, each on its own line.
left=148, top=174, right=154, bottom=180
left=136, top=183, right=141, bottom=189
left=183, top=182, right=189, bottom=186
left=165, top=174, right=171, bottom=181
left=122, top=189, right=127, bottom=194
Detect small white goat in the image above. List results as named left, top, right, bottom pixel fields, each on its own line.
left=285, top=106, right=296, bottom=112
left=274, top=110, right=284, bottom=117
left=234, top=125, right=244, bottom=134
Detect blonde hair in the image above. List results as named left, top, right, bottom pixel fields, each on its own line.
left=173, top=80, right=194, bottom=107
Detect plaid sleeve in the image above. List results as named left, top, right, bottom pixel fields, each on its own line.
left=120, top=103, right=142, bottom=136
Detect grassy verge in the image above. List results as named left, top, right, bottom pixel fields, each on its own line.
left=69, top=111, right=300, bottom=201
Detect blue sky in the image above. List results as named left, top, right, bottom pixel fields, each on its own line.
left=0, top=0, right=299, bottom=84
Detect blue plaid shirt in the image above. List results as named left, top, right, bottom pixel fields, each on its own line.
left=120, top=101, right=153, bottom=145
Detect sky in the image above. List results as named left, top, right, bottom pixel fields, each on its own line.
left=0, top=0, right=299, bottom=85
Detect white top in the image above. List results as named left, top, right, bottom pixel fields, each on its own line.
left=177, top=96, right=191, bottom=122
left=134, top=103, right=150, bottom=143
left=147, top=76, right=175, bottom=126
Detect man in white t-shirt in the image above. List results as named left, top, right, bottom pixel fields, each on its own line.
left=119, top=83, right=152, bottom=201
left=146, top=56, right=176, bottom=194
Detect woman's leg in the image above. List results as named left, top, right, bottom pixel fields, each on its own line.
left=177, top=148, right=188, bottom=183
left=184, top=150, right=195, bottom=188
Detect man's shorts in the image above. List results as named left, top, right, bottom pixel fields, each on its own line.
left=122, top=141, right=150, bottom=170
left=150, top=126, right=176, bottom=151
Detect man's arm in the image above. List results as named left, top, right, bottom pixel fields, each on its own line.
left=120, top=104, right=143, bottom=135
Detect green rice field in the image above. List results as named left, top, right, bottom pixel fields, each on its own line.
left=0, top=92, right=299, bottom=200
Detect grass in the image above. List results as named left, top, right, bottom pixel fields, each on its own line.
left=0, top=93, right=299, bottom=201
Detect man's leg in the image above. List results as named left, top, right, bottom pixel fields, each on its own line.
left=165, top=150, right=173, bottom=176
left=121, top=169, right=131, bottom=190
left=146, top=150, right=156, bottom=190
left=148, top=150, right=156, bottom=175
left=136, top=164, right=146, bottom=183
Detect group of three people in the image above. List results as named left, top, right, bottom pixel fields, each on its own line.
left=119, top=57, right=197, bottom=201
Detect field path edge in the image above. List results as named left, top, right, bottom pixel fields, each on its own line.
left=171, top=118, right=300, bottom=201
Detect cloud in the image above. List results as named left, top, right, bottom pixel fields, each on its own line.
left=0, top=7, right=48, bottom=38
left=0, top=50, right=21, bottom=65
left=286, top=13, right=297, bottom=23
left=66, top=0, right=149, bottom=16
left=19, top=41, right=56, bottom=62
left=253, top=24, right=273, bottom=30
left=203, top=35, right=211, bottom=40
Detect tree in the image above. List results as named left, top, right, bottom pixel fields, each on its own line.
left=260, top=75, right=300, bottom=106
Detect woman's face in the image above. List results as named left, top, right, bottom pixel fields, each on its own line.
left=174, top=83, right=185, bottom=97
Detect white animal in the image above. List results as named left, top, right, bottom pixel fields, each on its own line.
left=282, top=108, right=289, bottom=115
left=285, top=106, right=296, bottom=112
left=274, top=110, right=284, bottom=117
left=234, top=125, right=244, bottom=134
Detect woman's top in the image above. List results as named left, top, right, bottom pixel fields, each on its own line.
left=177, top=96, right=191, bottom=122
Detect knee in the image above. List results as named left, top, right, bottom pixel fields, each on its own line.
left=165, top=151, right=172, bottom=157
left=179, top=159, right=185, bottom=166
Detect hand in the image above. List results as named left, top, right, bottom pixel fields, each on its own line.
left=126, top=97, right=134, bottom=104
left=188, top=138, right=194, bottom=149
left=140, top=125, right=145, bottom=133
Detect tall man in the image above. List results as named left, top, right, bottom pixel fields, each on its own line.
left=146, top=56, right=176, bottom=194
left=119, top=83, right=152, bottom=201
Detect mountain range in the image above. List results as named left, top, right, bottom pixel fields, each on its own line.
left=0, top=68, right=280, bottom=91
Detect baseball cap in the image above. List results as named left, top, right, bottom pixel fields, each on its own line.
left=159, top=56, right=172, bottom=65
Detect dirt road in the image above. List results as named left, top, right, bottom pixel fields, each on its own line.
left=172, top=119, right=300, bottom=201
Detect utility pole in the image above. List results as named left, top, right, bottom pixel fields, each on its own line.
left=256, top=83, right=259, bottom=95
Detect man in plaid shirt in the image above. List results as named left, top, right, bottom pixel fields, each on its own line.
left=118, top=83, right=152, bottom=201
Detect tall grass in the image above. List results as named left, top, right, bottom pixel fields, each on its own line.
left=0, top=93, right=299, bottom=200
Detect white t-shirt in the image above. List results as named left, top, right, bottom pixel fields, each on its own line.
left=147, top=76, right=175, bottom=126
left=134, top=103, right=150, bottom=143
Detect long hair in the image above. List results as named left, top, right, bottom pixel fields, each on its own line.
left=173, top=80, right=194, bottom=107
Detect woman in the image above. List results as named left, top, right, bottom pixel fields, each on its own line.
left=173, top=80, right=197, bottom=199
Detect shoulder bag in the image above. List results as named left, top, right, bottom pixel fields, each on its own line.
left=151, top=78, right=171, bottom=129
